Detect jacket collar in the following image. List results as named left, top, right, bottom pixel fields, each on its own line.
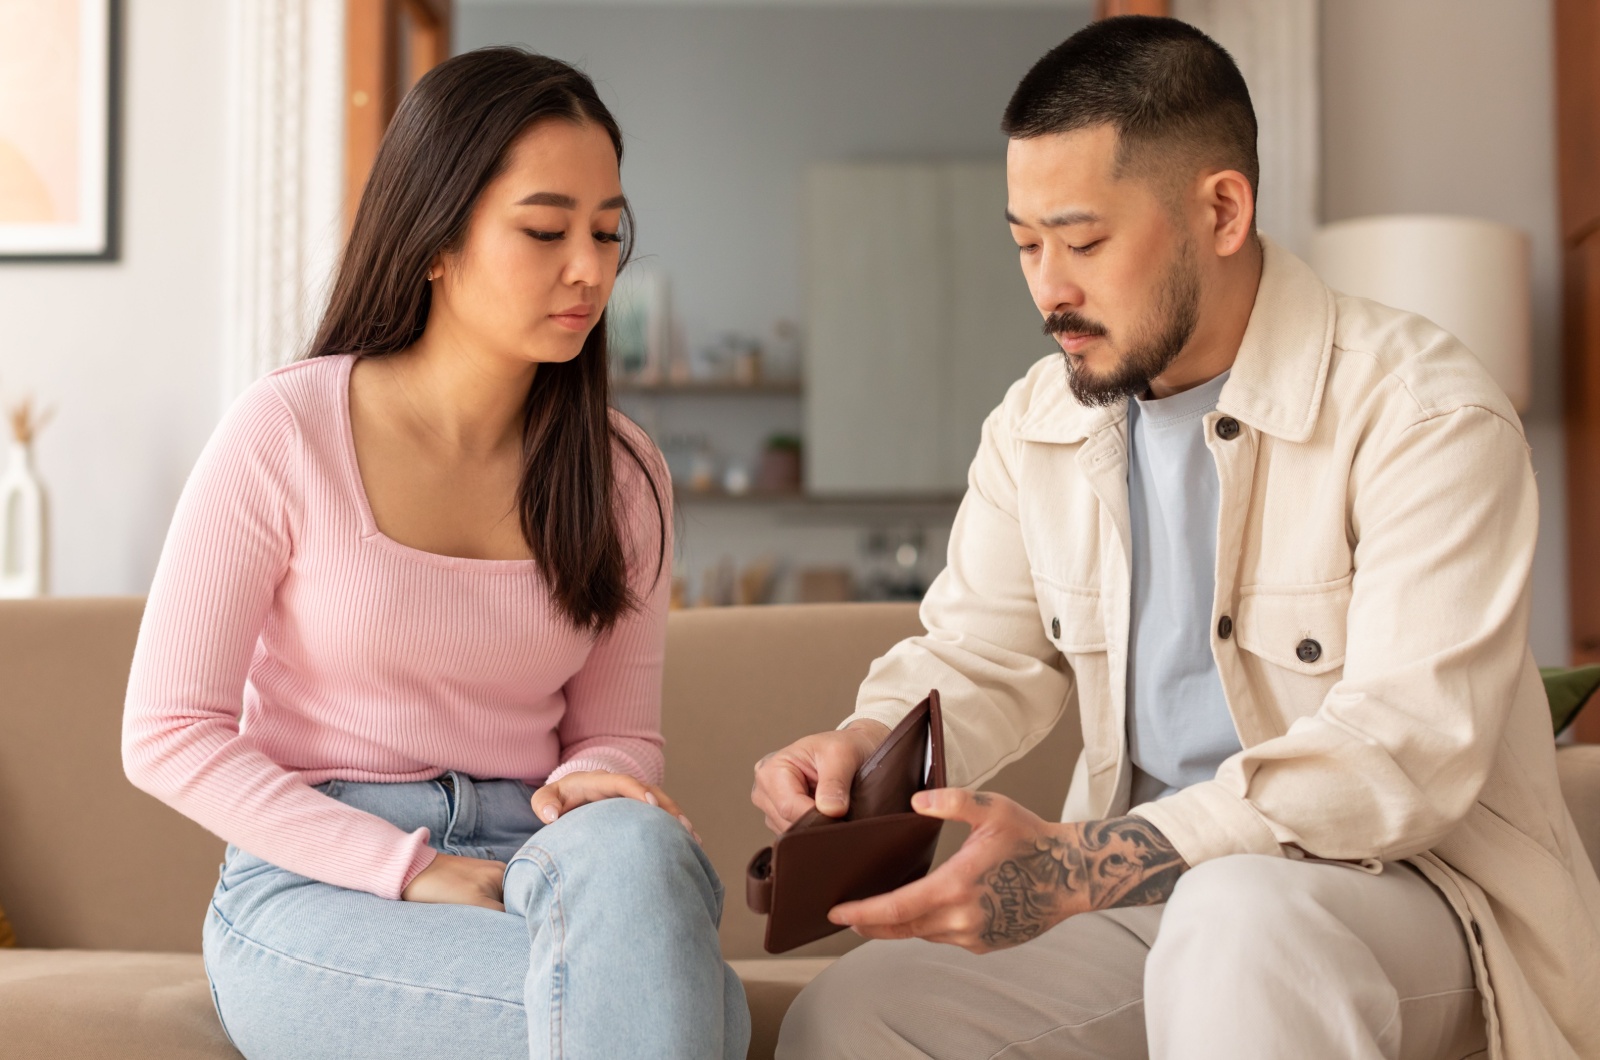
left=1014, top=235, right=1337, bottom=445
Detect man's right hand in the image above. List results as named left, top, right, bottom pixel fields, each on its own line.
left=401, top=852, right=507, bottom=911
left=752, top=720, right=891, bottom=834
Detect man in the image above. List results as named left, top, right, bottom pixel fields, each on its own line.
left=753, top=17, right=1600, bottom=1060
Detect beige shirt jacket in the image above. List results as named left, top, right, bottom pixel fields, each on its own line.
left=845, top=240, right=1600, bottom=1059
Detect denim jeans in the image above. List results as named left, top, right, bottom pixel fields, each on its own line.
left=202, top=772, right=750, bottom=1059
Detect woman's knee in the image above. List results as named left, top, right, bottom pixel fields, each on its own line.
left=507, top=797, right=720, bottom=917
left=537, top=796, right=702, bottom=871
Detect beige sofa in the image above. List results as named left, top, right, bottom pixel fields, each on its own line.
left=1, top=597, right=1596, bottom=1060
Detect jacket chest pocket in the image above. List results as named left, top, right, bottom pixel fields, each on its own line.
left=1034, top=575, right=1117, bottom=771
left=1037, top=583, right=1108, bottom=652
left=1234, top=576, right=1351, bottom=730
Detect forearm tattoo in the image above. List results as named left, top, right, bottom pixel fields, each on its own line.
left=978, top=816, right=1188, bottom=946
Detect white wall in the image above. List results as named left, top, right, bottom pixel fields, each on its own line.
left=0, top=0, right=229, bottom=596
left=1321, top=0, right=1569, bottom=664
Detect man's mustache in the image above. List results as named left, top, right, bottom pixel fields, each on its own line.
left=1042, top=311, right=1108, bottom=339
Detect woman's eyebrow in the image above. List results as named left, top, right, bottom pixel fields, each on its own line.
left=514, top=191, right=628, bottom=211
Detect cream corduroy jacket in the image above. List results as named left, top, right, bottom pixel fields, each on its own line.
left=846, top=239, right=1600, bottom=1059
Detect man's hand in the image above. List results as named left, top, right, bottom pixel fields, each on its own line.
left=529, top=770, right=698, bottom=841
left=828, top=789, right=1188, bottom=953
left=751, top=720, right=891, bottom=833
left=401, top=852, right=508, bottom=911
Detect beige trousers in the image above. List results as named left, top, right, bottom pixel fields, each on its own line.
left=777, top=855, right=1487, bottom=1060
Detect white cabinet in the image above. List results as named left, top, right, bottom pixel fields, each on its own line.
left=804, top=162, right=1053, bottom=495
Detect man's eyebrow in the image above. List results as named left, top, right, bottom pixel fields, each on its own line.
left=513, top=192, right=628, bottom=211
left=1005, top=208, right=1101, bottom=228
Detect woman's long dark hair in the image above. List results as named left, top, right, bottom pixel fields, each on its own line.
left=305, top=47, right=664, bottom=633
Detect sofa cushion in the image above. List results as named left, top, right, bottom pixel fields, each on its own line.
left=0, top=598, right=223, bottom=954
left=730, top=957, right=835, bottom=1060
left=0, top=949, right=830, bottom=1060
left=0, top=950, right=238, bottom=1059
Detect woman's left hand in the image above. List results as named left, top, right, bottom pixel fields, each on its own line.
left=530, top=770, right=700, bottom=842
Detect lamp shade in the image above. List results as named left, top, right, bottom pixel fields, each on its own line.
left=1309, top=215, right=1532, bottom=411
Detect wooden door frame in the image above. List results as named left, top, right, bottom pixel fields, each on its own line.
left=345, top=0, right=452, bottom=227
left=1096, top=0, right=1170, bottom=17
left=1556, top=0, right=1600, bottom=741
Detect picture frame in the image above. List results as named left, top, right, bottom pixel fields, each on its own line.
left=0, top=0, right=120, bottom=261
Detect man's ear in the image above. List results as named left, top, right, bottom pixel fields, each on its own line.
left=1203, top=169, right=1256, bottom=258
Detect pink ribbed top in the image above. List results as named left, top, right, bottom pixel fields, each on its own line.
left=123, top=354, right=671, bottom=900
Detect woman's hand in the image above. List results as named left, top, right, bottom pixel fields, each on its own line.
left=530, top=770, right=699, bottom=841
left=401, top=852, right=507, bottom=911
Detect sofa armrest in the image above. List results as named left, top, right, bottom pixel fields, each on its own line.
left=1557, top=745, right=1600, bottom=876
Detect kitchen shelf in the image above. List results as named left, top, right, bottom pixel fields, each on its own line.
left=613, top=379, right=803, bottom=396
left=672, top=487, right=962, bottom=508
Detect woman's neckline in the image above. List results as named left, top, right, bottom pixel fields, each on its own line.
left=333, top=353, right=543, bottom=573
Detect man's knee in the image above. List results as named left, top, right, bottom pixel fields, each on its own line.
left=1149, top=856, right=1306, bottom=969
left=777, top=940, right=943, bottom=1060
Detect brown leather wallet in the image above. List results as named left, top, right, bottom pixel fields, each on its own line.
left=746, top=691, right=946, bottom=954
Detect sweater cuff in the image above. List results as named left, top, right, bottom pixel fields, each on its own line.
left=1130, top=779, right=1283, bottom=868
left=395, top=839, right=439, bottom=898
left=547, top=751, right=644, bottom=786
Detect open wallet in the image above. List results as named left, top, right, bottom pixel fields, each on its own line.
left=746, top=690, right=947, bottom=954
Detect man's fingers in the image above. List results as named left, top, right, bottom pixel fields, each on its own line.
left=812, top=740, right=863, bottom=817
left=758, top=759, right=819, bottom=829
left=828, top=872, right=948, bottom=928
left=910, top=787, right=1002, bottom=826
left=773, top=787, right=819, bottom=826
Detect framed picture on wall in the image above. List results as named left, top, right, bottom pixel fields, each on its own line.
left=0, top=0, right=119, bottom=261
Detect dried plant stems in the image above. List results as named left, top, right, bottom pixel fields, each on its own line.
left=7, top=397, right=53, bottom=446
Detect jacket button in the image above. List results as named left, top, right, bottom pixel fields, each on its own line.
left=1217, top=615, right=1233, bottom=639
left=1296, top=638, right=1322, bottom=663
left=1215, top=417, right=1241, bottom=440
left=1051, top=617, right=1060, bottom=639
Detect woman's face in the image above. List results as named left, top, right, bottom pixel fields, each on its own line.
left=430, top=118, right=626, bottom=366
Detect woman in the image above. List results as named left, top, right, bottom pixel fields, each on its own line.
left=122, top=48, right=748, bottom=1059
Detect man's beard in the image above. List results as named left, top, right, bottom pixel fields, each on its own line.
left=1044, top=243, right=1201, bottom=408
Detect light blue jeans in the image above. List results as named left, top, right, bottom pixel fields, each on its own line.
left=202, top=772, right=750, bottom=1059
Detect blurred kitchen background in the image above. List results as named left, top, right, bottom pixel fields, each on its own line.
left=0, top=1, right=1580, bottom=670
left=458, top=4, right=1082, bottom=606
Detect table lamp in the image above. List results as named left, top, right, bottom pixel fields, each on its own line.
left=1309, top=215, right=1532, bottom=412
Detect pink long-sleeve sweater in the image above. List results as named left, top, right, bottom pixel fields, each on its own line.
left=123, top=354, right=672, bottom=900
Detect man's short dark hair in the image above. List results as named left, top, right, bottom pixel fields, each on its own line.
left=1003, top=16, right=1259, bottom=196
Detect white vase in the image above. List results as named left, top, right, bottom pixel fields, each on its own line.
left=0, top=441, right=45, bottom=598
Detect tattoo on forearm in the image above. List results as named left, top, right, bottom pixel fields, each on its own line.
left=978, top=816, right=1188, bottom=946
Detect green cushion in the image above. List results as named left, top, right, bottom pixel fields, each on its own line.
left=1543, top=665, right=1600, bottom=735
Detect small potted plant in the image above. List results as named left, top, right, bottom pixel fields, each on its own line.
left=755, top=434, right=803, bottom=495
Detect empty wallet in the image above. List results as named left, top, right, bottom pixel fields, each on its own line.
left=746, top=691, right=946, bottom=954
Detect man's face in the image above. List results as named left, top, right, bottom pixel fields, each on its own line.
left=1006, top=125, right=1200, bottom=407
